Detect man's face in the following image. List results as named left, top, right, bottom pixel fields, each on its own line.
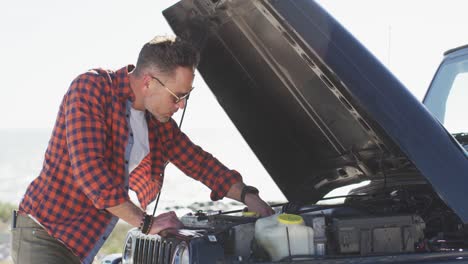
left=143, top=66, right=195, bottom=123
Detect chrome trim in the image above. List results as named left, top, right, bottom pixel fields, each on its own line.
left=124, top=228, right=176, bottom=264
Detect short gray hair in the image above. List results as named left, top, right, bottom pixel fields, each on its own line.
left=135, top=36, right=200, bottom=76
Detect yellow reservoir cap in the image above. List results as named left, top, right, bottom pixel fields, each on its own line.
left=277, top=214, right=304, bottom=225
left=242, top=211, right=259, bottom=217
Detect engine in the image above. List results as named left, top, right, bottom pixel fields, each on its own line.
left=121, top=188, right=468, bottom=264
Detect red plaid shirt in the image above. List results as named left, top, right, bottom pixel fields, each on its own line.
left=19, top=65, right=242, bottom=263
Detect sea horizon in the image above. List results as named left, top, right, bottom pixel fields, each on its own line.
left=0, top=128, right=286, bottom=214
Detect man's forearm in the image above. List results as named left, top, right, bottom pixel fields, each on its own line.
left=106, top=201, right=144, bottom=227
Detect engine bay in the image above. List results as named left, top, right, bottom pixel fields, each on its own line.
left=176, top=186, right=468, bottom=262
left=123, top=185, right=468, bottom=263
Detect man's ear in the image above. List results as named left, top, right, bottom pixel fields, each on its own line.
left=142, top=74, right=151, bottom=87
left=141, top=74, right=153, bottom=94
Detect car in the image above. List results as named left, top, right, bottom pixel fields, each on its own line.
left=111, top=0, right=468, bottom=263
left=100, top=253, right=123, bottom=264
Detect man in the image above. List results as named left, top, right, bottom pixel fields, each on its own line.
left=12, top=36, right=273, bottom=264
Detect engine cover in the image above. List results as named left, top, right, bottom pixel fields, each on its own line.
left=330, top=215, right=426, bottom=255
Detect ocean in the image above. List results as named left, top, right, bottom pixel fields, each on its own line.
left=0, top=128, right=287, bottom=215
left=0, top=129, right=50, bottom=205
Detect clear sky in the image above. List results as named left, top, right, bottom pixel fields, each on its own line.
left=1, top=0, right=468, bottom=129
left=1, top=0, right=468, bottom=205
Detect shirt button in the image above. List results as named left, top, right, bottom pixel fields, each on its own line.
left=103, top=236, right=107, bottom=240
left=130, top=133, right=134, bottom=137
left=125, top=160, right=129, bottom=164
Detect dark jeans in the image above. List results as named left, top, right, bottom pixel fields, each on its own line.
left=11, top=212, right=81, bottom=264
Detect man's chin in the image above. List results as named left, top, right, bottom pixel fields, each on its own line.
left=156, top=116, right=171, bottom=123
left=149, top=111, right=172, bottom=123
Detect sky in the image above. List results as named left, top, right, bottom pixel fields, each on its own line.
left=1, top=0, right=468, bottom=129
left=1, top=0, right=468, bottom=206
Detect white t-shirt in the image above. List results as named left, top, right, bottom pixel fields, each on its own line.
left=128, top=107, right=150, bottom=173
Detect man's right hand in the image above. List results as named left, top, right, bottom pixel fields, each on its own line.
left=107, top=201, right=183, bottom=236
left=148, top=211, right=184, bottom=235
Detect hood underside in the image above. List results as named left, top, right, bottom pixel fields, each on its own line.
left=164, top=0, right=468, bottom=223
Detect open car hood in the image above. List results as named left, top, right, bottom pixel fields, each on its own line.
left=163, top=0, right=468, bottom=223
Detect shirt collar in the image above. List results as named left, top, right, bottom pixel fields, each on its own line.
left=115, top=65, right=136, bottom=102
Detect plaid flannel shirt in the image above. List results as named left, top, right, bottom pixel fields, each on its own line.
left=19, top=65, right=242, bottom=263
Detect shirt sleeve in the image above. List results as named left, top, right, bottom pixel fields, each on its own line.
left=164, top=120, right=243, bottom=201
left=64, top=72, right=129, bottom=209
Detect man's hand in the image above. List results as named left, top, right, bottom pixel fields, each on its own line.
left=106, top=202, right=183, bottom=235
left=244, top=193, right=275, bottom=217
left=226, top=182, right=274, bottom=217
left=148, top=211, right=184, bottom=235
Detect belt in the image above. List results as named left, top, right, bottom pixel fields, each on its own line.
left=12, top=210, right=44, bottom=229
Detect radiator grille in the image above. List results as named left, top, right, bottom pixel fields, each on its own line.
left=133, top=234, right=174, bottom=264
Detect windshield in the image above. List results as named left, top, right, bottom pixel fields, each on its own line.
left=424, top=52, right=468, bottom=147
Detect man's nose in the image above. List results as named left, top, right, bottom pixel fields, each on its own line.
left=176, top=99, right=186, bottom=109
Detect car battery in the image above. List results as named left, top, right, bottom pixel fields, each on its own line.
left=330, top=215, right=425, bottom=255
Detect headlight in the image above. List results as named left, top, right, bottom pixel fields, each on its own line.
left=171, top=242, right=190, bottom=264
left=122, top=229, right=138, bottom=264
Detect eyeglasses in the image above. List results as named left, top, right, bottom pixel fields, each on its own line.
left=150, top=75, right=194, bottom=104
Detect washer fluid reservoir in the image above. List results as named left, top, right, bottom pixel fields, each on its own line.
left=254, top=214, right=315, bottom=261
